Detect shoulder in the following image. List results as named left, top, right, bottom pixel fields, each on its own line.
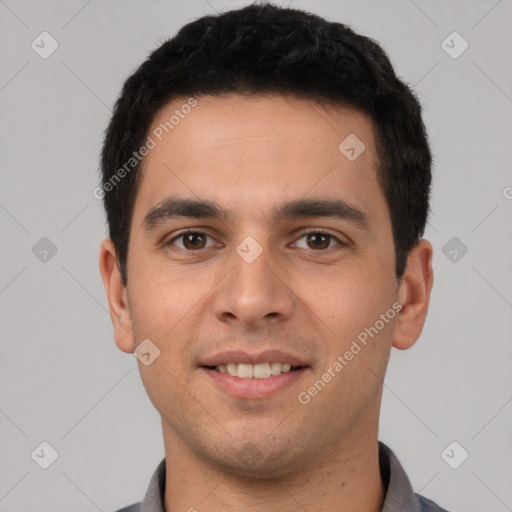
left=417, top=493, right=451, bottom=512
left=113, top=503, right=141, bottom=512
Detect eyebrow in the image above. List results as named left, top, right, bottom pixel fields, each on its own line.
left=142, top=196, right=371, bottom=232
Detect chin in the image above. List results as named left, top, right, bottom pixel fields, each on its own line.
left=208, top=438, right=305, bottom=481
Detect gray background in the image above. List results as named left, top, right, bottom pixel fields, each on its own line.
left=1, top=0, right=511, bottom=510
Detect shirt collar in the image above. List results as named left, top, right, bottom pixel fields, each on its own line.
left=140, top=441, right=426, bottom=512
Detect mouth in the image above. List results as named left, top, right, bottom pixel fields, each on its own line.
left=199, top=350, right=310, bottom=399
left=200, top=361, right=310, bottom=400
left=203, top=362, right=305, bottom=379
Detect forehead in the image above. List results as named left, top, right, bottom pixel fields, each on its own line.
left=133, top=94, right=387, bottom=230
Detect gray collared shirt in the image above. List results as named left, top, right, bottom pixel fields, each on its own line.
left=115, top=441, right=450, bottom=512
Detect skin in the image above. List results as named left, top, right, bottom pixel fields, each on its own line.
left=99, top=94, right=433, bottom=512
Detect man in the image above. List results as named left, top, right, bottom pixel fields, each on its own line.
left=98, top=3, right=448, bottom=511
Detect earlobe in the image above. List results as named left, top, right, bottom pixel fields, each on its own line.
left=392, top=239, right=434, bottom=351
left=98, top=238, right=135, bottom=353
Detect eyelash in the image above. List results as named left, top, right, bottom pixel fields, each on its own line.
left=164, top=229, right=346, bottom=252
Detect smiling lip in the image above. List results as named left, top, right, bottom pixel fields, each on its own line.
left=199, top=350, right=310, bottom=399
left=201, top=366, right=309, bottom=399
left=199, top=350, right=308, bottom=367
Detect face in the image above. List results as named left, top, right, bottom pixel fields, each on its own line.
left=105, top=94, right=410, bottom=478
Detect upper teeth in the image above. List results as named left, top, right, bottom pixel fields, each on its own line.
left=216, top=362, right=295, bottom=378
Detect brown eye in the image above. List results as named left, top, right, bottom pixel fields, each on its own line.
left=167, top=231, right=216, bottom=251
left=293, top=231, right=344, bottom=251
left=182, top=232, right=206, bottom=250
left=306, top=233, right=330, bottom=250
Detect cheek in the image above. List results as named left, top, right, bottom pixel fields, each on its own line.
left=127, top=271, right=200, bottom=416
left=127, top=266, right=215, bottom=372
left=128, top=265, right=196, bottom=330
left=299, top=264, right=389, bottom=341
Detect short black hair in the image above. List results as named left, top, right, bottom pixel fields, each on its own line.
left=100, top=2, right=432, bottom=286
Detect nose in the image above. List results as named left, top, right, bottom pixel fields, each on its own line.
left=212, top=240, right=295, bottom=329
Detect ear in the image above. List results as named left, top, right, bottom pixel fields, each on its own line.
left=393, top=239, right=434, bottom=350
left=98, top=238, right=135, bottom=353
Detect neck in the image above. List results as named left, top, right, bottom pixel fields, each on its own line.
left=161, top=424, right=385, bottom=512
